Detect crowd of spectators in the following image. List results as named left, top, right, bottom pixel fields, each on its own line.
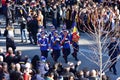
left=0, top=47, right=112, bottom=80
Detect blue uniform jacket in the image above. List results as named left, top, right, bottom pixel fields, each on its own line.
left=61, top=34, right=71, bottom=49
left=51, top=36, right=61, bottom=50
left=38, top=37, right=49, bottom=51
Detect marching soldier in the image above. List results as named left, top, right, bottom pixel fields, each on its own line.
left=71, top=38, right=79, bottom=61
left=51, top=30, right=61, bottom=62
left=71, top=21, right=80, bottom=61
left=37, top=26, right=48, bottom=44
left=61, top=29, right=71, bottom=63
left=38, top=31, right=49, bottom=59
left=48, top=25, right=56, bottom=43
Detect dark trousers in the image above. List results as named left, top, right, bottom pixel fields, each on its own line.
left=51, top=50, right=60, bottom=62
left=32, top=32, right=37, bottom=44
left=72, top=46, right=79, bottom=58
left=53, top=18, right=57, bottom=29
left=62, top=48, right=70, bottom=62
left=66, top=20, right=72, bottom=29
left=43, top=18, right=46, bottom=28
left=29, top=32, right=33, bottom=44
left=110, top=58, right=117, bottom=74
left=6, top=38, right=16, bottom=53
left=41, top=50, right=48, bottom=58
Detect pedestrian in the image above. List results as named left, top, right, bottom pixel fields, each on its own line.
left=1, top=62, right=10, bottom=80
left=38, top=31, right=49, bottom=58
left=31, top=69, right=45, bottom=80
left=52, top=5, right=58, bottom=29
left=61, top=29, right=71, bottom=63
left=36, top=56, right=49, bottom=77
left=27, top=14, right=34, bottom=44
left=20, top=17, right=28, bottom=43
left=51, top=30, right=61, bottom=62
left=0, top=48, right=5, bottom=62
left=5, top=47, right=15, bottom=66
left=41, top=2, right=47, bottom=28
left=66, top=6, right=72, bottom=29
left=30, top=15, right=39, bottom=45
left=45, top=71, right=54, bottom=80
left=61, top=64, right=74, bottom=80
left=108, top=37, right=120, bottom=75
left=10, top=63, right=23, bottom=80
left=88, top=69, right=98, bottom=80
left=4, top=26, right=16, bottom=52
left=37, top=10, right=43, bottom=28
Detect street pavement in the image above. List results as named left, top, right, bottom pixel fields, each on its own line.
left=0, top=15, right=120, bottom=80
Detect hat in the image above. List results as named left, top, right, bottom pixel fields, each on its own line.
left=63, top=29, right=68, bottom=33
left=54, top=30, right=58, bottom=33
left=41, top=56, right=46, bottom=62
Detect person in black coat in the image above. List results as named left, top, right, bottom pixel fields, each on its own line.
left=27, top=15, right=34, bottom=44
left=30, top=16, right=39, bottom=45
left=41, top=3, right=47, bottom=28
left=108, top=37, right=120, bottom=75
left=31, top=55, right=40, bottom=70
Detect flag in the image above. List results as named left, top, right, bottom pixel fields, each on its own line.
left=72, top=22, right=80, bottom=42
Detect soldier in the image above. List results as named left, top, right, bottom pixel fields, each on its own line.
left=71, top=40, right=79, bottom=61
left=61, top=29, right=71, bottom=63
left=38, top=31, right=49, bottom=58
left=51, top=30, right=61, bottom=62
left=71, top=26, right=80, bottom=61
left=30, top=15, right=39, bottom=45
left=37, top=26, right=48, bottom=44
left=20, top=17, right=28, bottom=43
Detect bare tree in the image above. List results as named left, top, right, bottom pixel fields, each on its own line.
left=77, top=6, right=120, bottom=80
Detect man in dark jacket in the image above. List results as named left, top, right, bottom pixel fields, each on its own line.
left=30, top=16, right=39, bottom=45
left=108, top=37, right=119, bottom=75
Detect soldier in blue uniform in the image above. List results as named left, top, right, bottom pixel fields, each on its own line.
left=61, top=30, right=71, bottom=63
left=51, top=30, right=61, bottom=62
left=37, top=26, right=47, bottom=41
left=38, top=31, right=49, bottom=58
